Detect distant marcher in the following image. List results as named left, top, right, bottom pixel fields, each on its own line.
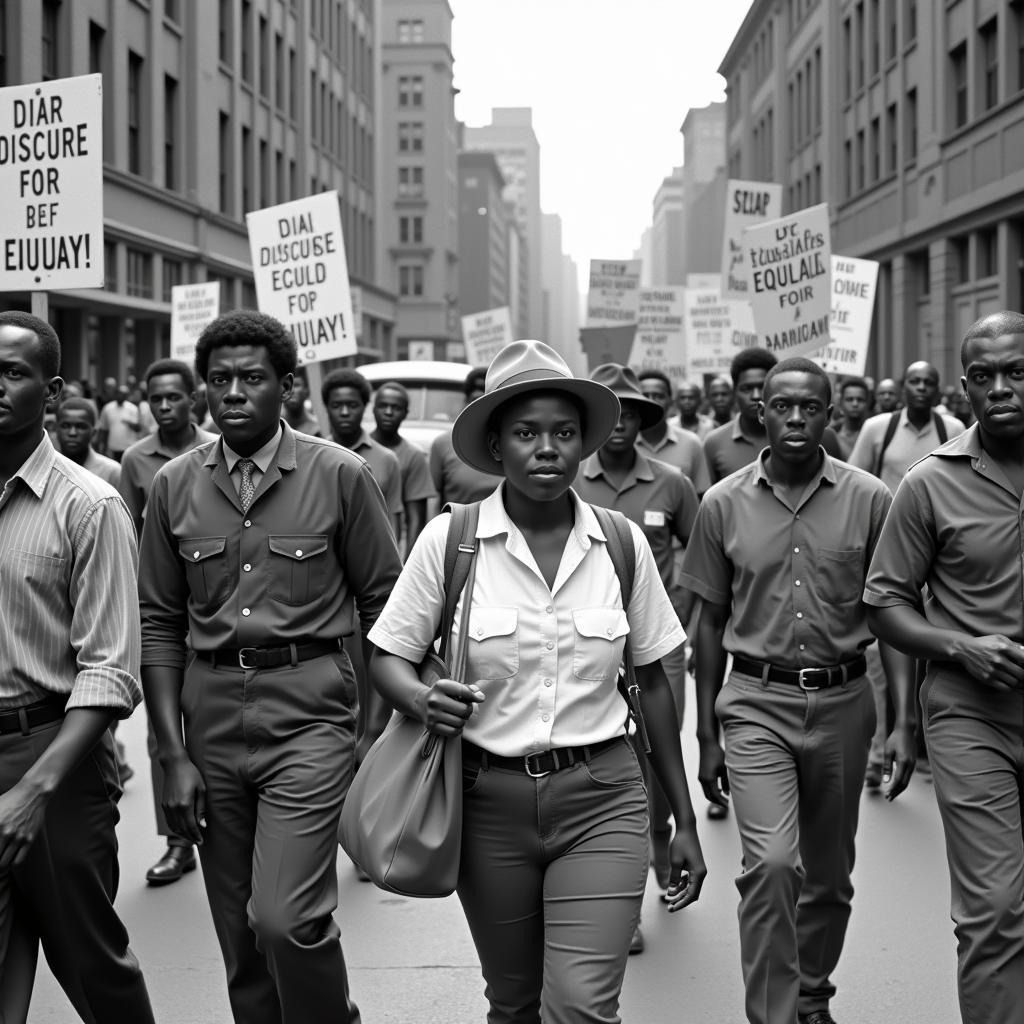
left=874, top=377, right=901, bottom=414
left=636, top=369, right=711, bottom=494
left=674, top=381, right=716, bottom=441
left=834, top=376, right=872, bottom=460
left=370, top=340, right=706, bottom=1023
left=682, top=357, right=914, bottom=1024
left=281, top=367, right=323, bottom=437
left=0, top=310, right=156, bottom=1024
left=865, top=311, right=1024, bottom=1024
left=97, top=384, right=142, bottom=461
left=429, top=366, right=496, bottom=505
left=55, top=396, right=121, bottom=488
left=707, top=374, right=735, bottom=427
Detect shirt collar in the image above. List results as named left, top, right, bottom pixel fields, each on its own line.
left=138, top=423, right=207, bottom=458
left=9, top=433, right=56, bottom=499
left=932, top=422, right=981, bottom=461
left=349, top=429, right=373, bottom=452
left=637, top=422, right=680, bottom=453
left=731, top=414, right=763, bottom=444
left=475, top=483, right=604, bottom=546
left=581, top=450, right=656, bottom=484
left=220, top=422, right=284, bottom=475
left=752, top=446, right=837, bottom=489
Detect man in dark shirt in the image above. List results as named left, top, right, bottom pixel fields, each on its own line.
left=834, top=376, right=871, bottom=461
left=139, top=310, right=402, bottom=1024
left=708, top=374, right=735, bottom=427
left=866, top=311, right=1024, bottom=1024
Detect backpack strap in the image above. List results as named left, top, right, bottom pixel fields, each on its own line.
left=436, top=501, right=481, bottom=663
left=873, top=410, right=901, bottom=478
left=590, top=504, right=651, bottom=754
left=932, top=411, right=948, bottom=446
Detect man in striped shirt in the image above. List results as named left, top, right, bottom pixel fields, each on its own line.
left=0, top=311, right=154, bottom=1023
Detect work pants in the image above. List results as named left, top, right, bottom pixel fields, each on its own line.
left=457, top=738, right=649, bottom=1024
left=181, top=651, right=360, bottom=1024
left=923, top=666, right=1024, bottom=1024
left=0, top=721, right=155, bottom=1024
left=717, top=669, right=874, bottom=1024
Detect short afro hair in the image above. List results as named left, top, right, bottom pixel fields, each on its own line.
left=373, top=381, right=410, bottom=407
left=730, top=346, right=777, bottom=385
left=194, top=309, right=297, bottom=382
left=0, top=310, right=61, bottom=377
left=321, top=368, right=370, bottom=405
left=56, top=396, right=99, bottom=425
left=960, top=310, right=1024, bottom=367
left=764, top=357, right=832, bottom=404
left=636, top=368, right=673, bottom=394
left=463, top=367, right=487, bottom=397
left=838, top=376, right=870, bottom=399
left=144, top=358, right=195, bottom=393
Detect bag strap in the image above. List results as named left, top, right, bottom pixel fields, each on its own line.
left=436, top=501, right=481, bottom=665
left=873, top=410, right=901, bottom=478
left=590, top=504, right=651, bottom=754
left=932, top=411, right=948, bottom=446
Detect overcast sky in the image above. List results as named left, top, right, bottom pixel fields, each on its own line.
left=450, top=1, right=755, bottom=295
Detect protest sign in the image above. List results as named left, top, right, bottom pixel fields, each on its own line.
left=170, top=282, right=220, bottom=363
left=811, top=255, right=879, bottom=376
left=586, top=259, right=642, bottom=326
left=247, top=190, right=355, bottom=364
left=0, top=74, right=104, bottom=290
left=461, top=306, right=513, bottom=366
left=686, top=273, right=721, bottom=290
left=631, top=287, right=686, bottom=386
left=742, top=202, right=832, bottom=359
left=684, top=287, right=757, bottom=379
left=721, top=179, right=783, bottom=299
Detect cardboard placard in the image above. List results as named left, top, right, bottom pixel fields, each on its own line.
left=631, top=287, right=686, bottom=386
left=170, top=282, right=220, bottom=363
left=586, top=259, right=641, bottom=326
left=684, top=287, right=758, bottom=379
left=812, top=255, right=879, bottom=376
left=721, top=179, right=783, bottom=299
left=461, top=306, right=513, bottom=366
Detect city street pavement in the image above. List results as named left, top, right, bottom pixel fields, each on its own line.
left=29, top=681, right=961, bottom=1023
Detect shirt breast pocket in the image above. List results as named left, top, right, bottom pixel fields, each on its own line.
left=573, top=608, right=630, bottom=681
left=4, top=549, right=67, bottom=594
left=817, top=547, right=863, bottom=604
left=467, top=606, right=519, bottom=680
left=267, top=534, right=329, bottom=606
left=179, top=537, right=229, bottom=608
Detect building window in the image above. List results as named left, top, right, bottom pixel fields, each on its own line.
left=952, top=236, right=970, bottom=284
left=887, top=0, right=898, bottom=60
left=88, top=20, right=104, bottom=76
left=128, top=51, right=143, bottom=175
left=869, top=0, right=880, bottom=76
left=259, top=15, right=269, bottom=98
left=259, top=140, right=269, bottom=208
left=916, top=249, right=930, bottom=295
left=397, top=18, right=424, bottom=43
left=241, top=126, right=252, bottom=212
left=856, top=128, right=865, bottom=190
left=398, top=264, right=424, bottom=297
left=241, top=0, right=253, bottom=83
left=951, top=43, right=968, bottom=128
left=218, top=0, right=231, bottom=66
left=275, top=149, right=284, bottom=203
left=981, top=19, right=999, bottom=111
left=887, top=102, right=898, bottom=173
left=398, top=121, right=424, bottom=152
left=843, top=17, right=852, bottom=100
left=978, top=226, right=998, bottom=277
left=162, top=258, right=183, bottom=302
left=1017, top=2, right=1024, bottom=92
left=41, top=0, right=60, bottom=81
left=906, top=0, right=917, bottom=44
left=219, top=112, right=231, bottom=213
left=104, top=241, right=117, bottom=291
left=398, top=75, right=424, bottom=107
left=126, top=249, right=153, bottom=299
left=0, top=0, right=6, bottom=86
left=164, top=76, right=177, bottom=190
left=844, top=139, right=852, bottom=197
left=870, top=116, right=880, bottom=181
left=855, top=2, right=865, bottom=90
left=398, top=165, right=424, bottom=196
left=399, top=215, right=424, bottom=244
left=289, top=48, right=297, bottom=119
left=164, top=0, right=180, bottom=23
left=274, top=32, right=283, bottom=109
left=906, top=87, right=918, bottom=159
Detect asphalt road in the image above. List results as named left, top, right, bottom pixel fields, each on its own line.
left=27, top=691, right=961, bottom=1023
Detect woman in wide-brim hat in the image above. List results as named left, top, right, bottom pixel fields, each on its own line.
left=368, top=340, right=706, bottom=1023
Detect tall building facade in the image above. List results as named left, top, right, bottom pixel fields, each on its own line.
left=650, top=167, right=686, bottom=285
left=463, top=107, right=542, bottom=339
left=456, top=149, right=509, bottom=317
left=0, top=0, right=394, bottom=384
left=540, top=211, right=582, bottom=365
left=380, top=0, right=460, bottom=360
left=719, top=0, right=1024, bottom=383
left=681, top=102, right=727, bottom=278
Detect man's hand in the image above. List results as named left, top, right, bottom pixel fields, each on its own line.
left=161, top=752, right=207, bottom=845
left=953, top=635, right=1024, bottom=691
left=698, top=738, right=730, bottom=809
left=664, top=824, right=707, bottom=912
left=882, top=723, right=916, bottom=801
left=0, top=781, right=49, bottom=870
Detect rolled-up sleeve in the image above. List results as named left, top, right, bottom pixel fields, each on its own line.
left=67, top=497, right=143, bottom=715
left=863, top=475, right=934, bottom=608
left=678, top=492, right=732, bottom=605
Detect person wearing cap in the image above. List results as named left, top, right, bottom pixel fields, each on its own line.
left=679, top=357, right=914, bottom=1024
left=574, top=363, right=707, bottom=951
left=369, top=340, right=706, bottom=1024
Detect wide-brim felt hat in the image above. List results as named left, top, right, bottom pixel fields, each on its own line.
left=451, top=340, right=621, bottom=476
left=589, top=363, right=665, bottom=430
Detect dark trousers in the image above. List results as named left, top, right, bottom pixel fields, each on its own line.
left=182, top=651, right=361, bottom=1024
left=0, top=721, right=155, bottom=1024
left=457, top=739, right=649, bottom=1024
left=923, top=666, right=1024, bottom=1023
left=717, top=670, right=874, bottom=1024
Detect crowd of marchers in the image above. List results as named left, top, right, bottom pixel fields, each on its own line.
left=1, top=303, right=1022, bottom=1024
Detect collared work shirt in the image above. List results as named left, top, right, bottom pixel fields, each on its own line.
left=346, top=430, right=403, bottom=517
left=679, top=451, right=891, bottom=667
left=848, top=408, right=965, bottom=493
left=369, top=486, right=684, bottom=757
left=864, top=426, right=1024, bottom=643
left=119, top=424, right=217, bottom=532
left=429, top=430, right=497, bottom=505
left=383, top=434, right=437, bottom=504
left=574, top=451, right=698, bottom=589
left=0, top=435, right=142, bottom=712
left=82, top=448, right=121, bottom=488
left=139, top=423, right=402, bottom=669
left=675, top=413, right=716, bottom=442
left=98, top=400, right=141, bottom=452
left=636, top=422, right=711, bottom=494
left=222, top=424, right=283, bottom=494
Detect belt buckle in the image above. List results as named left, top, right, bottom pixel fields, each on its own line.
left=797, top=667, right=826, bottom=691
left=524, top=752, right=551, bottom=778
left=238, top=647, right=260, bottom=670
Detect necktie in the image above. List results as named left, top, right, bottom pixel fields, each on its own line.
left=238, top=458, right=256, bottom=513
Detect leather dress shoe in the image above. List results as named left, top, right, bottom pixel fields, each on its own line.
left=629, top=923, right=644, bottom=955
left=146, top=845, right=197, bottom=886
left=799, top=1011, right=838, bottom=1024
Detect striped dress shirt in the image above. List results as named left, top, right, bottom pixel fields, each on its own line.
left=0, top=434, right=143, bottom=713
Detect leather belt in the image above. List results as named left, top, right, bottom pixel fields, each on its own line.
left=0, top=694, right=67, bottom=736
left=197, top=638, right=343, bottom=670
left=732, top=654, right=867, bottom=690
left=463, top=736, right=622, bottom=778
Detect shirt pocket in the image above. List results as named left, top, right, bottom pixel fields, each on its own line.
left=572, top=608, right=630, bottom=681
left=179, top=537, right=229, bottom=608
left=817, top=547, right=863, bottom=605
left=267, top=534, right=330, bottom=606
left=467, top=606, right=519, bottom=680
